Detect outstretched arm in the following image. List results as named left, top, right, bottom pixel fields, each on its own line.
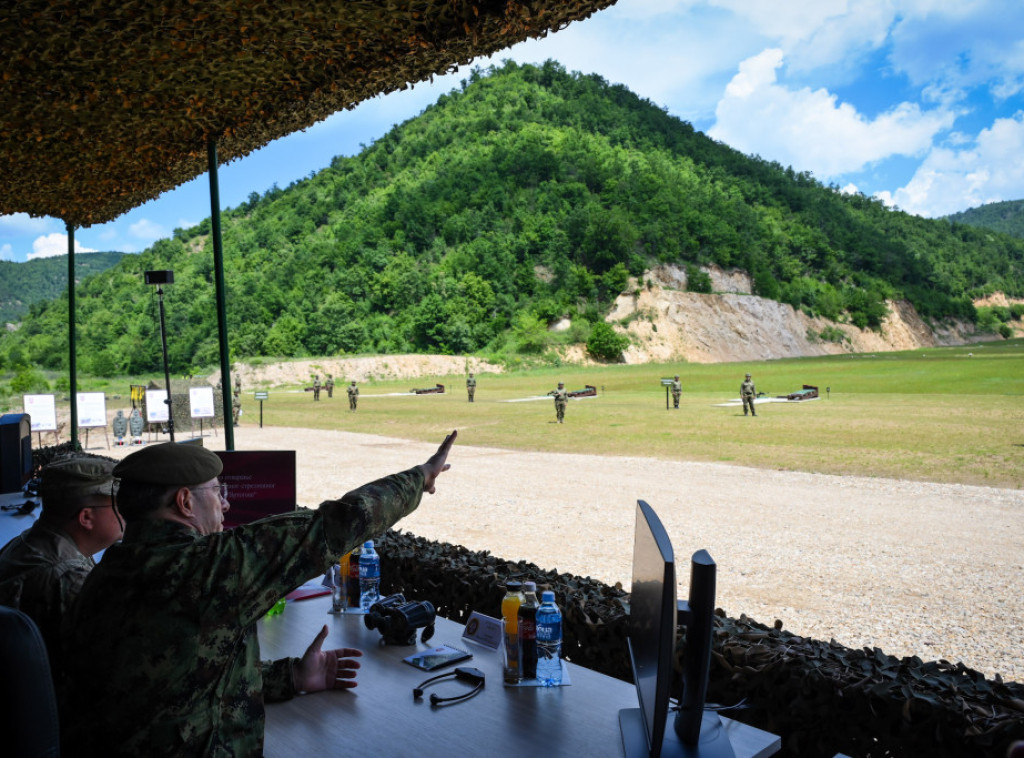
left=417, top=430, right=456, bottom=495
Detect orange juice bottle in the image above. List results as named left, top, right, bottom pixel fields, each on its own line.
left=502, top=581, right=525, bottom=684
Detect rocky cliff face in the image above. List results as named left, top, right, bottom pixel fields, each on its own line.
left=606, top=265, right=982, bottom=365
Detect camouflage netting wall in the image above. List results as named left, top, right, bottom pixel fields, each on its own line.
left=376, top=530, right=1024, bottom=758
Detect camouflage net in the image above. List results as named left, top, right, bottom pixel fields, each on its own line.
left=377, top=530, right=1024, bottom=758
left=2, top=0, right=618, bottom=226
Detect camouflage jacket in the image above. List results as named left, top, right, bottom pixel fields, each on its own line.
left=62, top=466, right=425, bottom=758
left=466, top=377, right=476, bottom=388
left=0, top=518, right=94, bottom=666
left=671, top=380, right=682, bottom=395
left=347, top=385, right=359, bottom=397
left=551, top=388, right=569, bottom=406
left=741, top=379, right=756, bottom=397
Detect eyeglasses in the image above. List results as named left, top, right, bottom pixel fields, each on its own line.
left=191, top=483, right=229, bottom=501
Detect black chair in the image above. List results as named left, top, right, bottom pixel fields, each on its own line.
left=0, top=605, right=60, bottom=757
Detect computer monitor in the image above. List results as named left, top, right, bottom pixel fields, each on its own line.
left=619, top=500, right=735, bottom=758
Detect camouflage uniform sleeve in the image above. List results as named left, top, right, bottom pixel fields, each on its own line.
left=261, top=657, right=299, bottom=702
left=201, top=466, right=426, bottom=627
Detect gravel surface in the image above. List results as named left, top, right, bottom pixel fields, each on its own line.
left=101, top=424, right=1024, bottom=683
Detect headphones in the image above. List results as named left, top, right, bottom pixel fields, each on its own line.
left=413, top=666, right=485, bottom=707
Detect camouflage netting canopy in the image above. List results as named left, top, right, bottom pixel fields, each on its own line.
left=0, top=0, right=618, bottom=227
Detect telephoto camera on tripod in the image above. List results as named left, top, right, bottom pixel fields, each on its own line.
left=364, top=593, right=437, bottom=645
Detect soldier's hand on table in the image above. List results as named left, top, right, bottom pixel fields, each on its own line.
left=294, top=624, right=363, bottom=693
left=418, top=430, right=456, bottom=494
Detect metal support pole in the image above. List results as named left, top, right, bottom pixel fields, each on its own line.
left=156, top=286, right=175, bottom=441
left=208, top=137, right=235, bottom=451
left=67, top=223, right=79, bottom=448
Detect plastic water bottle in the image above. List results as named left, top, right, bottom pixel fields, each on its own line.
left=536, top=590, right=562, bottom=686
left=358, top=540, right=381, bottom=612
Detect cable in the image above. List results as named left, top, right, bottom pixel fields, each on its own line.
left=413, top=666, right=485, bottom=707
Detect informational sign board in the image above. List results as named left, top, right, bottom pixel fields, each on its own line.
left=189, top=386, right=216, bottom=419
left=254, top=391, right=268, bottom=400
left=77, top=392, right=107, bottom=428
left=23, top=394, right=57, bottom=432
left=215, top=450, right=297, bottom=528
left=145, top=389, right=169, bottom=423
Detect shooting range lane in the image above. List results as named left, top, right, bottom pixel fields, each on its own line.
left=92, top=425, right=1023, bottom=683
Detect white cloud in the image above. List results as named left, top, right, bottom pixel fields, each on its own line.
left=27, top=233, right=98, bottom=261
left=710, top=49, right=954, bottom=179
left=0, top=212, right=54, bottom=236
left=129, top=218, right=167, bottom=241
left=881, top=111, right=1024, bottom=216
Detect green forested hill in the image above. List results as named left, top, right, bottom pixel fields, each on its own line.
left=0, top=251, right=124, bottom=324
left=4, top=61, right=1024, bottom=375
left=945, top=200, right=1024, bottom=239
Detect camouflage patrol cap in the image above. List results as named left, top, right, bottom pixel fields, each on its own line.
left=745, top=373, right=751, bottom=378
left=39, top=456, right=118, bottom=512
left=113, top=442, right=223, bottom=486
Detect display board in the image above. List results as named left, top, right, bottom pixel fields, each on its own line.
left=23, top=394, right=57, bottom=432
left=145, top=389, right=169, bottom=423
left=77, top=392, right=108, bottom=428
left=215, top=450, right=297, bottom=527
left=189, top=386, right=215, bottom=419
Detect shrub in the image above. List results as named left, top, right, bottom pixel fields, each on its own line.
left=586, top=322, right=629, bottom=361
left=685, top=264, right=712, bottom=294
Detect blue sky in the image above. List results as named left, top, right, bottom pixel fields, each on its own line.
left=3, top=0, right=1023, bottom=263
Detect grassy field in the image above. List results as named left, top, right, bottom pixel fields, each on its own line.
left=235, top=340, right=1024, bottom=489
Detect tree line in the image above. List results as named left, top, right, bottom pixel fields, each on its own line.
left=2, top=60, right=1022, bottom=377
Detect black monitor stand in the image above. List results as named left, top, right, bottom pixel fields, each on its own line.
left=621, top=706, right=736, bottom=758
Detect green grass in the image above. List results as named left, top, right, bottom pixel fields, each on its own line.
left=240, top=340, right=1024, bottom=489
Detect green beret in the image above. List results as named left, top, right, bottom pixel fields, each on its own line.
left=113, top=442, right=222, bottom=486
left=39, top=456, right=117, bottom=509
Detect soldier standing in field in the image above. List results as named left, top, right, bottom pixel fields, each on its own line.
left=231, top=387, right=241, bottom=427
left=347, top=381, right=359, bottom=412
left=549, top=381, right=568, bottom=424
left=466, top=372, right=476, bottom=403
left=741, top=372, right=757, bottom=417
left=671, top=375, right=682, bottom=409
left=312, top=374, right=321, bottom=402
left=325, top=375, right=334, bottom=399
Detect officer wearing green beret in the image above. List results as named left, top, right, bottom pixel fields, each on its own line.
left=64, top=433, right=457, bottom=757
left=0, top=456, right=122, bottom=664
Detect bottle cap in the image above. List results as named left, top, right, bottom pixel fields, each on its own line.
left=505, top=580, right=523, bottom=591
left=541, top=591, right=555, bottom=603
left=523, top=581, right=536, bottom=591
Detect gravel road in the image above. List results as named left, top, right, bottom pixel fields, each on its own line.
left=101, top=424, right=1023, bottom=683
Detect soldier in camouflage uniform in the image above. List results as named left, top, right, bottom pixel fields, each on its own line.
left=312, top=374, right=321, bottom=401
left=63, top=433, right=456, bottom=758
left=549, top=381, right=569, bottom=423
left=347, top=380, right=359, bottom=412
left=741, top=372, right=757, bottom=417
left=671, top=375, right=682, bottom=409
left=325, top=374, right=334, bottom=399
left=0, top=457, right=122, bottom=667
left=231, top=387, right=241, bottom=427
left=466, top=372, right=476, bottom=403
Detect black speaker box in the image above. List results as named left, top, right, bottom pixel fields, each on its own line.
left=0, top=414, right=32, bottom=494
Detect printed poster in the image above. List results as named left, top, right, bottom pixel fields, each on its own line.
left=77, top=392, right=107, bottom=428
left=23, top=394, right=57, bottom=432
left=189, top=386, right=215, bottom=419
left=145, top=389, right=169, bottom=423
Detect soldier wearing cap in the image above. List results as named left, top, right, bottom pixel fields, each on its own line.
left=549, top=381, right=569, bottom=423
left=741, top=372, right=757, bottom=417
left=0, top=455, right=122, bottom=664
left=347, top=380, right=359, bottom=411
left=63, top=432, right=456, bottom=758
left=466, top=372, right=476, bottom=403
left=671, top=375, right=682, bottom=409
